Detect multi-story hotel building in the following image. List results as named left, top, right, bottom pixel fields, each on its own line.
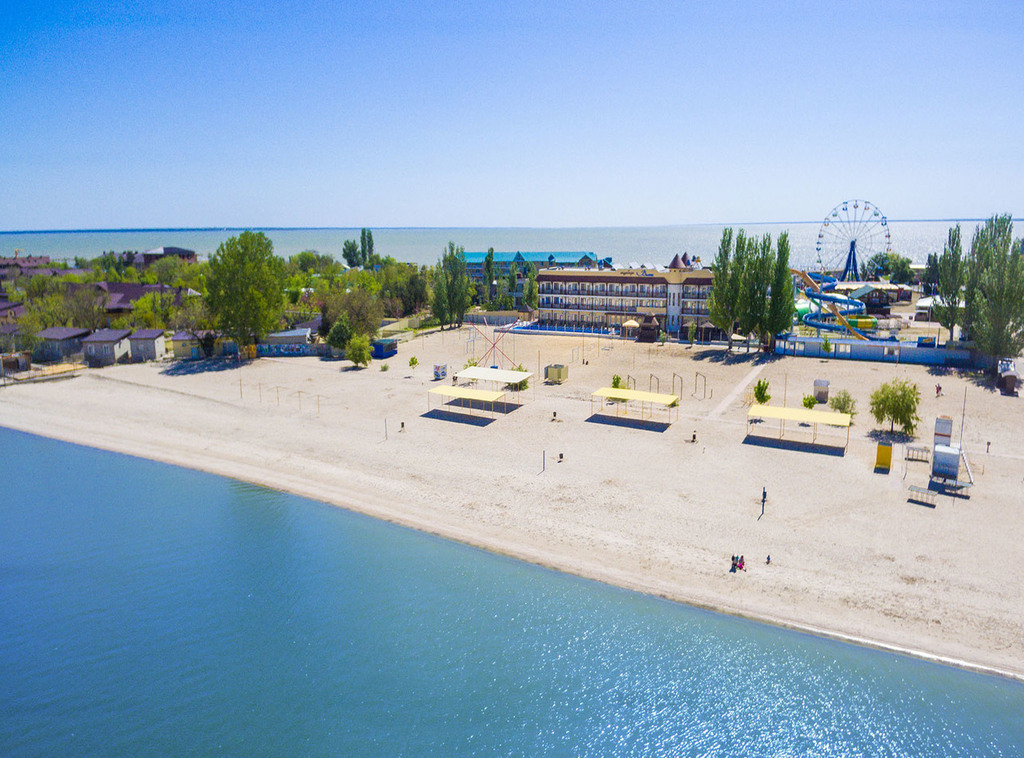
left=536, top=255, right=714, bottom=335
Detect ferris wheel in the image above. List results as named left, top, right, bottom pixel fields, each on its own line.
left=814, top=199, right=892, bottom=281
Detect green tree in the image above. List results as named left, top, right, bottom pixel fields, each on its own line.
left=765, top=231, right=796, bottom=347
left=205, top=231, right=284, bottom=349
left=802, top=394, right=817, bottom=409
left=821, top=335, right=831, bottom=355
left=360, top=229, right=374, bottom=267
left=340, top=287, right=384, bottom=339
left=829, top=389, right=857, bottom=418
left=524, top=263, right=539, bottom=309
left=861, top=252, right=913, bottom=284
left=934, top=224, right=964, bottom=342
left=434, top=242, right=471, bottom=328
left=431, top=260, right=450, bottom=328
left=327, top=313, right=354, bottom=351
left=343, top=239, right=365, bottom=268
left=687, top=319, right=697, bottom=346
left=346, top=333, right=371, bottom=367
left=753, top=378, right=770, bottom=404
left=707, top=228, right=736, bottom=338
left=963, top=215, right=1024, bottom=363
left=483, top=249, right=495, bottom=304
left=869, top=378, right=921, bottom=434
left=922, top=252, right=940, bottom=294
left=171, top=296, right=214, bottom=354
left=506, top=261, right=519, bottom=307
left=738, top=232, right=771, bottom=348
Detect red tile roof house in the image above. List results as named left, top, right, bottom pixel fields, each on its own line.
left=35, top=327, right=91, bottom=362
left=128, top=329, right=167, bottom=362
left=82, top=328, right=132, bottom=367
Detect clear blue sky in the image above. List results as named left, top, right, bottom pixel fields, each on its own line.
left=2, top=0, right=1021, bottom=229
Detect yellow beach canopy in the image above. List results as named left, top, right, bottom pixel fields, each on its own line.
left=621, top=319, right=640, bottom=328
left=428, top=386, right=505, bottom=403
left=592, top=387, right=678, bottom=406
left=746, top=404, right=852, bottom=450
left=746, top=405, right=851, bottom=427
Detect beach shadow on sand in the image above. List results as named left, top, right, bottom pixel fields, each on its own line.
left=585, top=414, right=671, bottom=433
left=443, top=398, right=521, bottom=415
left=421, top=408, right=494, bottom=427
left=161, top=358, right=242, bottom=375
left=742, top=434, right=846, bottom=457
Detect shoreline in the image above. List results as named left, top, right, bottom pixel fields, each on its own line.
left=6, top=418, right=1022, bottom=684
left=3, top=334, right=1023, bottom=681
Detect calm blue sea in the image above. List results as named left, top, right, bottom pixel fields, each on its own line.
left=2, top=220, right=1020, bottom=271
left=2, top=426, right=1023, bottom=756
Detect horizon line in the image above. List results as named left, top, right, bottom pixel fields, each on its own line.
left=2, top=218, right=1018, bottom=235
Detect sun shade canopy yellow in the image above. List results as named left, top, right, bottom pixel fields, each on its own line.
left=429, top=386, right=506, bottom=403
left=591, top=387, right=679, bottom=406
left=746, top=405, right=851, bottom=427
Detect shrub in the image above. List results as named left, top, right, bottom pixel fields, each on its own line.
left=753, top=378, right=771, bottom=404
left=802, top=394, right=817, bottom=409
left=612, top=374, right=622, bottom=389
left=380, top=363, right=389, bottom=372
left=688, top=320, right=697, bottom=346
left=506, top=363, right=529, bottom=391
left=869, top=378, right=920, bottom=434
left=346, top=334, right=371, bottom=367
left=829, top=389, right=857, bottom=418
left=409, top=356, right=419, bottom=368
left=463, top=357, right=478, bottom=369
left=658, top=331, right=668, bottom=344
left=821, top=336, right=832, bottom=355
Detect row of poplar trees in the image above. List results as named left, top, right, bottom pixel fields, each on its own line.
left=931, top=214, right=1024, bottom=364
left=707, top=228, right=796, bottom=351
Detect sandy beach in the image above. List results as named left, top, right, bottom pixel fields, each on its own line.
left=3, top=328, right=1023, bottom=679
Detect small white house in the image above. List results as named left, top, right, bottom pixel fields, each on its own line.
left=82, top=328, right=132, bottom=367
left=128, top=329, right=166, bottom=362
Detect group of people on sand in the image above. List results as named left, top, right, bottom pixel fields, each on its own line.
left=730, top=554, right=771, bottom=572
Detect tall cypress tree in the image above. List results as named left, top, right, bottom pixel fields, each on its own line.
left=707, top=228, right=735, bottom=337
left=968, top=215, right=1024, bottom=364
left=738, top=233, right=772, bottom=347
left=934, top=225, right=964, bottom=342
left=765, top=231, right=796, bottom=348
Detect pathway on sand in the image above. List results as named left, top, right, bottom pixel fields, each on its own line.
left=711, top=361, right=765, bottom=417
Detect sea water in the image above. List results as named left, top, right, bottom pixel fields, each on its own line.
left=1, top=426, right=1022, bottom=756
left=2, top=220, right=1018, bottom=270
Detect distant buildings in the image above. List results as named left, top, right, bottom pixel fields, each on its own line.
left=536, top=255, right=714, bottom=336
left=464, top=251, right=612, bottom=304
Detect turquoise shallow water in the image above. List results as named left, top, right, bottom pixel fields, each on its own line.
left=2, top=427, right=1023, bottom=756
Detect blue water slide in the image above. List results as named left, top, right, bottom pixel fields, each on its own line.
left=802, top=273, right=869, bottom=338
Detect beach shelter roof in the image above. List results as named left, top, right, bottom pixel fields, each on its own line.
left=747, top=405, right=851, bottom=427
left=455, top=366, right=533, bottom=385
left=746, top=404, right=852, bottom=450
left=621, top=319, right=640, bottom=328
left=591, top=387, right=678, bottom=406
left=429, top=386, right=505, bottom=403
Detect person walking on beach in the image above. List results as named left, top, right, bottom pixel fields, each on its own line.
left=761, top=486, right=766, bottom=517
